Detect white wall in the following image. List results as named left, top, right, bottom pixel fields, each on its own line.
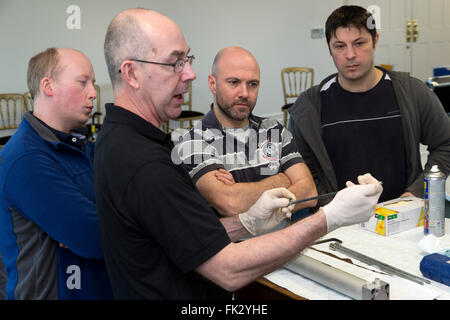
left=0, top=0, right=344, bottom=119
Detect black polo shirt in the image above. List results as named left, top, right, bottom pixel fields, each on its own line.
left=94, top=104, right=231, bottom=299
left=320, top=72, right=407, bottom=202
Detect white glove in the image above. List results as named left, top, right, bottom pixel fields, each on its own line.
left=345, top=173, right=382, bottom=188
left=322, top=173, right=383, bottom=233
left=239, top=188, right=296, bottom=236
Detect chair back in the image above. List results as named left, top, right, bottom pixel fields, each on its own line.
left=162, top=82, right=203, bottom=133
left=378, top=64, right=393, bottom=70
left=94, top=84, right=101, bottom=113
left=23, top=92, right=34, bottom=111
left=181, top=82, right=193, bottom=111
left=281, top=67, right=314, bottom=104
left=0, top=94, right=27, bottom=130
left=90, top=84, right=102, bottom=124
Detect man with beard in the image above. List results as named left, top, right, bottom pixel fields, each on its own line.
left=176, top=46, right=318, bottom=221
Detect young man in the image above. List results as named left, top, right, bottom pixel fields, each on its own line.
left=0, top=48, right=112, bottom=299
left=95, top=8, right=383, bottom=300
left=288, top=5, right=450, bottom=206
left=176, top=46, right=317, bottom=218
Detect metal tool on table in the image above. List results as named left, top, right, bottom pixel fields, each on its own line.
left=288, top=181, right=383, bottom=206
left=284, top=237, right=390, bottom=300
left=285, top=252, right=389, bottom=300
left=311, top=238, right=342, bottom=246
left=329, top=242, right=431, bottom=285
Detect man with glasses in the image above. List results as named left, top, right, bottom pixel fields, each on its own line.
left=120, top=56, right=195, bottom=73
left=95, top=8, right=384, bottom=299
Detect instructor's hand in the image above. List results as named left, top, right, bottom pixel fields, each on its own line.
left=322, top=173, right=383, bottom=233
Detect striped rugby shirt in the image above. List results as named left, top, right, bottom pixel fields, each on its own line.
left=176, top=108, right=304, bottom=184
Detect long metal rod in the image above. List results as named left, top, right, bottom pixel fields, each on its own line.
left=289, top=181, right=383, bottom=206
left=288, top=191, right=337, bottom=206
left=329, top=242, right=430, bottom=285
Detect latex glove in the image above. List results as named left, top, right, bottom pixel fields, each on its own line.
left=345, top=173, right=382, bottom=189
left=322, top=174, right=383, bottom=233
left=239, top=188, right=296, bottom=236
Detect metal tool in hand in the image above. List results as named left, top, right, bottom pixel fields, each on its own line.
left=329, top=242, right=431, bottom=285
left=288, top=181, right=383, bottom=206
left=288, top=191, right=338, bottom=206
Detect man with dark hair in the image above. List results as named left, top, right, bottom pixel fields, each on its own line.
left=325, top=5, right=377, bottom=48
left=95, top=8, right=383, bottom=300
left=288, top=5, right=450, bottom=208
left=0, top=48, right=112, bottom=299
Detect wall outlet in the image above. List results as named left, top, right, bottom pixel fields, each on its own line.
left=311, top=28, right=324, bottom=39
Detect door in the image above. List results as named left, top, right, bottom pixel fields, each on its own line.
left=347, top=0, right=450, bottom=81
left=410, top=0, right=450, bottom=80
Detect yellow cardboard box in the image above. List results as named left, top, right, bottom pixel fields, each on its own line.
left=361, top=196, right=425, bottom=236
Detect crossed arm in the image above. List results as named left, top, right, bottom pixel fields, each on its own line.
left=195, top=163, right=318, bottom=216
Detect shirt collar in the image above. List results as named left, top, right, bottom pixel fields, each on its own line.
left=202, top=103, right=262, bottom=132
left=24, top=112, right=87, bottom=150
left=104, top=103, right=170, bottom=145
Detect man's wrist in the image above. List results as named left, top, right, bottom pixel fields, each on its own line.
left=221, top=215, right=253, bottom=241
left=315, top=207, right=330, bottom=233
left=238, top=213, right=257, bottom=236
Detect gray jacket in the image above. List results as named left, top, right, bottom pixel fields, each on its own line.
left=288, top=68, right=450, bottom=207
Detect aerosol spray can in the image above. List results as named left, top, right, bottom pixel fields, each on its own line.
left=424, top=165, right=446, bottom=236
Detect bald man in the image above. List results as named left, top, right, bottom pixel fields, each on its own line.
left=177, top=46, right=317, bottom=219
left=95, top=8, right=383, bottom=300
left=0, top=48, right=112, bottom=299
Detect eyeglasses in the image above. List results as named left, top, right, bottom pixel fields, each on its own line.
left=119, top=55, right=195, bottom=73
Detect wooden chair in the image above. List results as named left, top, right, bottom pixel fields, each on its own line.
left=378, top=64, right=393, bottom=70
left=81, top=84, right=103, bottom=141
left=164, top=82, right=204, bottom=133
left=91, top=84, right=102, bottom=124
left=281, top=67, right=314, bottom=127
left=0, top=94, right=27, bottom=130
left=23, top=92, right=34, bottom=111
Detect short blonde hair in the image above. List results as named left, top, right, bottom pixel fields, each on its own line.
left=27, top=48, right=62, bottom=99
